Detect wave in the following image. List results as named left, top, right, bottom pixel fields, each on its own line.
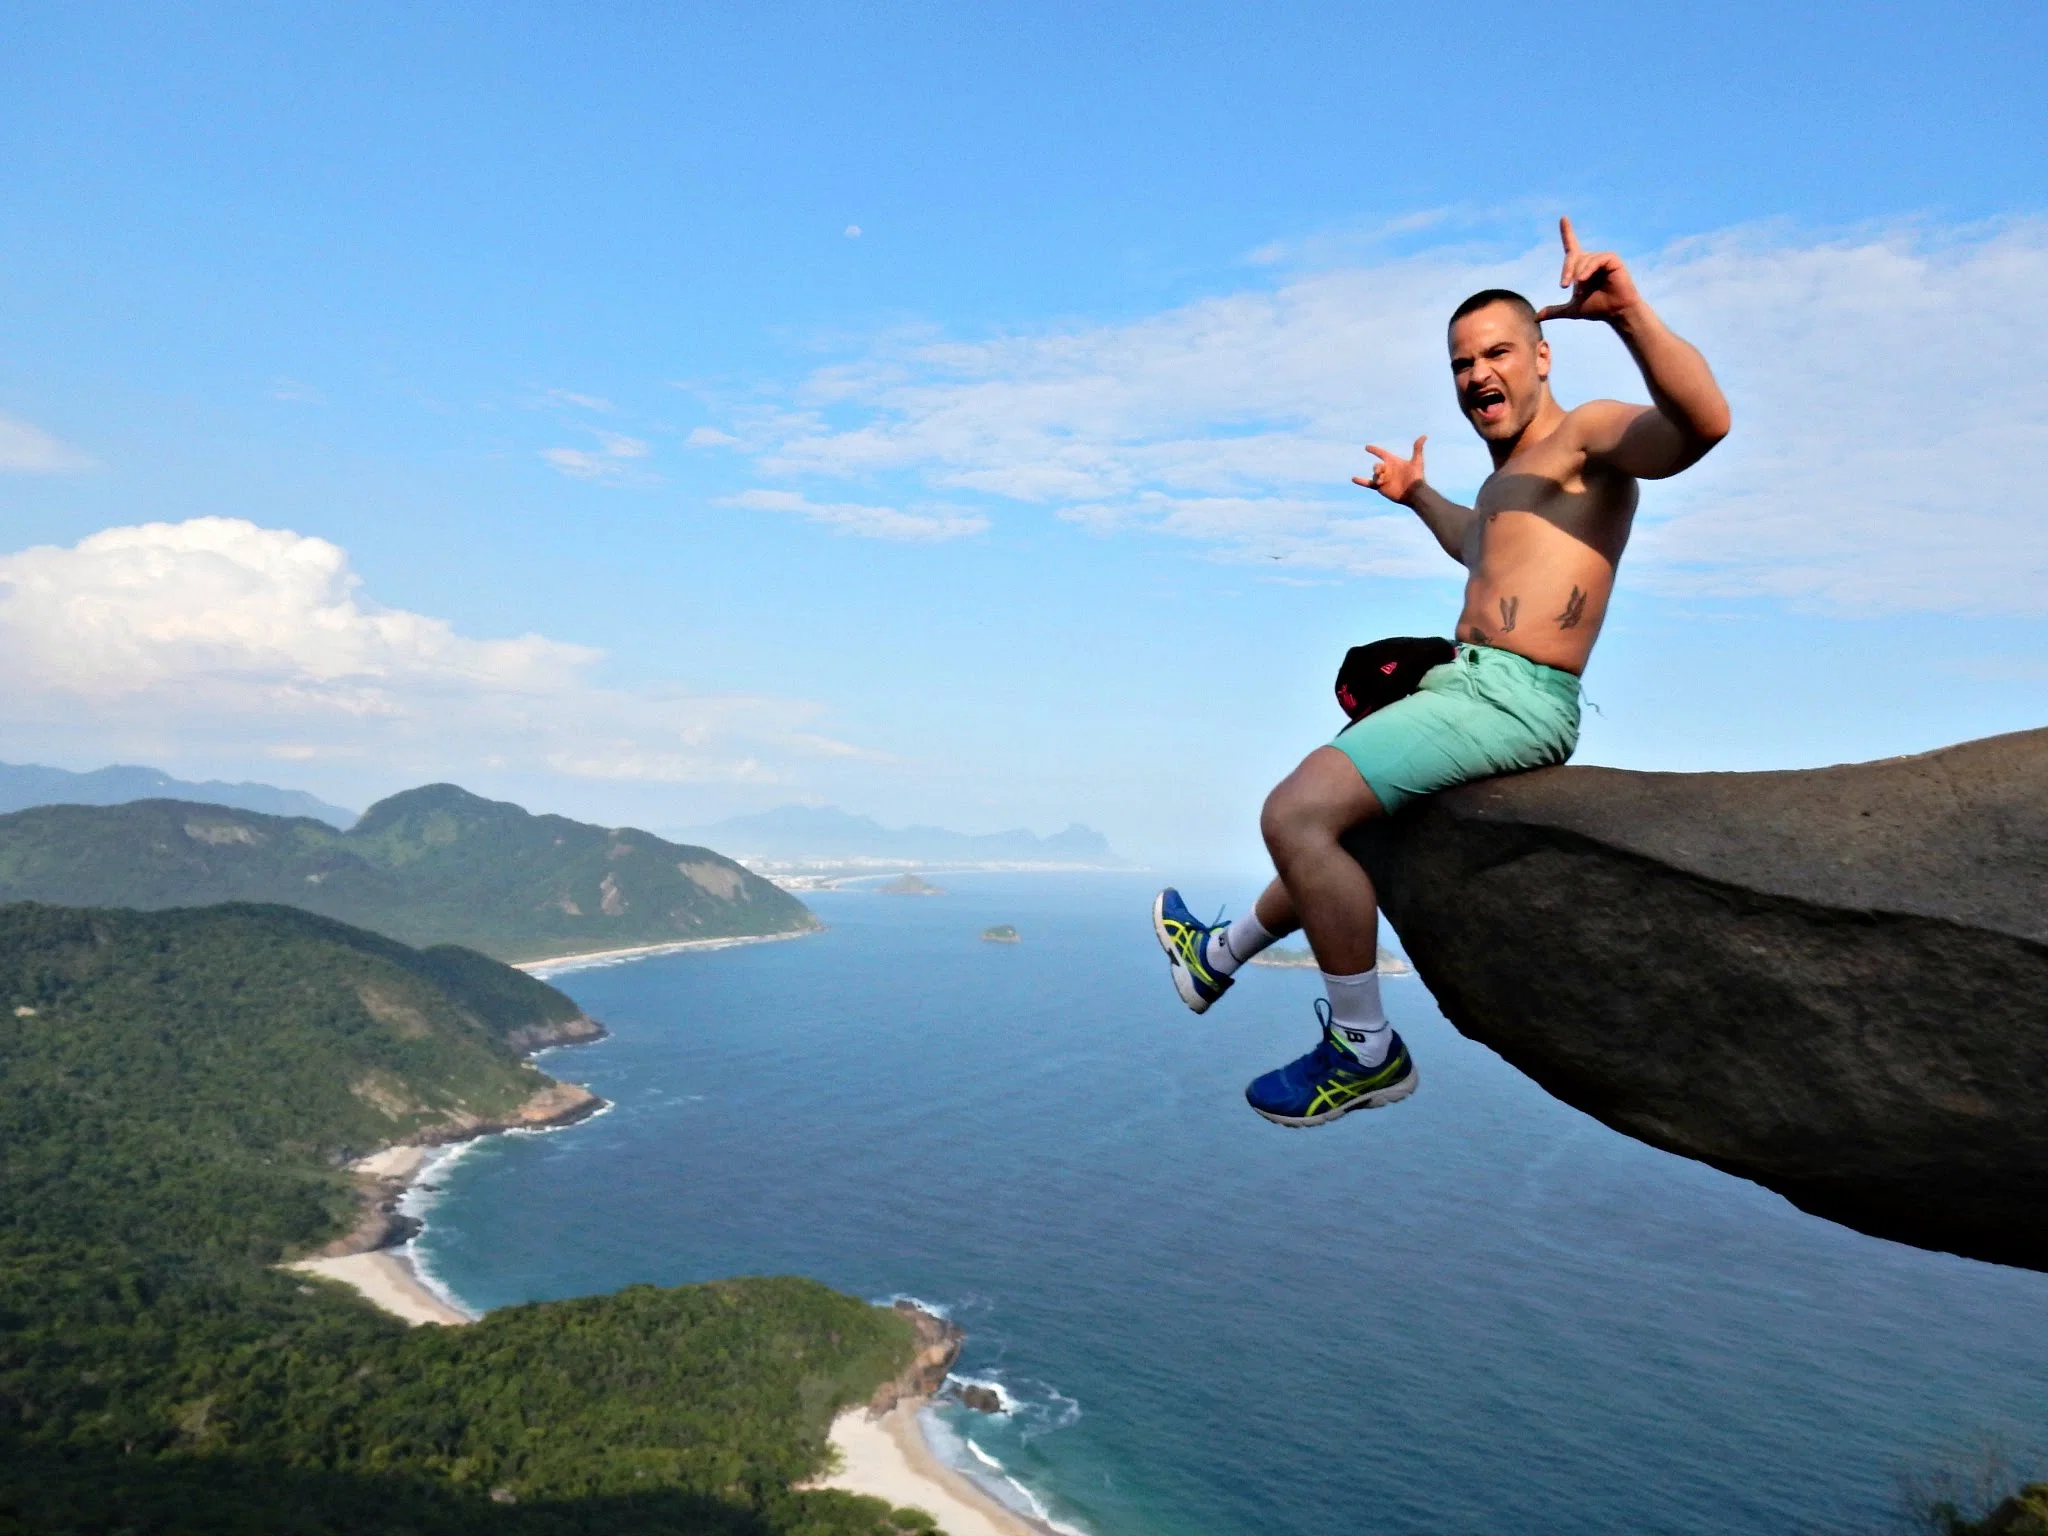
left=921, top=1410, right=1093, bottom=1536
left=919, top=1371, right=1091, bottom=1535
left=394, top=1095, right=616, bottom=1316
left=394, top=1142, right=488, bottom=1316
left=876, top=1291, right=953, bottom=1320
left=505, top=1096, right=616, bottom=1137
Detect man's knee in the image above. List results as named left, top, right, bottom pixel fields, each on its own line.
left=1258, top=783, right=1306, bottom=856
left=1262, top=748, right=1382, bottom=856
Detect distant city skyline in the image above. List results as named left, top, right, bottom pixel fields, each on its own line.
left=2, top=3, right=2043, bottom=866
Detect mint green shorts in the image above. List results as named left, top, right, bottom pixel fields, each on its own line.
left=1331, top=643, right=1582, bottom=814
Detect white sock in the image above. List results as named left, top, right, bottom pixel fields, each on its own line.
left=1204, top=910, right=1277, bottom=977
left=1322, top=968, right=1390, bottom=1065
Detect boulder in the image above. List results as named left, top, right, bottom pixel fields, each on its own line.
left=956, top=1384, right=1004, bottom=1414
left=1346, top=727, right=2048, bottom=1272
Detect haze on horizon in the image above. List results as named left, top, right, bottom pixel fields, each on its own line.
left=2, top=2, right=2043, bottom=869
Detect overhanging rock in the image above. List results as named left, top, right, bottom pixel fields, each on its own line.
left=1346, top=727, right=2048, bottom=1272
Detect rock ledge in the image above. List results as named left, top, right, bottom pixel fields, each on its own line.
left=1348, top=727, right=2048, bottom=1272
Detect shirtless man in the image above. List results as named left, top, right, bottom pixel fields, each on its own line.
left=1154, top=218, right=1730, bottom=1126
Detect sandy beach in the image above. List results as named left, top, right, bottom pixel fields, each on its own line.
left=284, top=952, right=1051, bottom=1535
left=282, top=1143, right=473, bottom=1326
left=288, top=1245, right=1055, bottom=1535
left=813, top=1400, right=1059, bottom=1536
left=515, top=927, right=815, bottom=975
left=287, top=1249, right=471, bottom=1326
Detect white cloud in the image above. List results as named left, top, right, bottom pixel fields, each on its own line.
left=714, top=218, right=2048, bottom=615
left=0, top=413, right=94, bottom=473
left=268, top=377, right=325, bottom=404
left=541, top=431, right=653, bottom=483
left=725, top=488, right=989, bottom=542
left=547, top=388, right=616, bottom=412
left=0, top=517, right=869, bottom=784
left=685, top=425, right=740, bottom=447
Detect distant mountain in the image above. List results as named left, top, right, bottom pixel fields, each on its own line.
left=683, top=803, right=1125, bottom=865
left=0, top=760, right=358, bottom=828
left=0, top=783, right=818, bottom=962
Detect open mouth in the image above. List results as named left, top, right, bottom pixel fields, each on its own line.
left=1468, top=387, right=1507, bottom=423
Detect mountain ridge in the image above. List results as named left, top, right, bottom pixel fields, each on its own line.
left=683, top=802, right=1125, bottom=865
left=0, top=782, right=818, bottom=962
left=0, top=758, right=358, bottom=827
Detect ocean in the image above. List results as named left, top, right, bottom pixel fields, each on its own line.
left=411, top=873, right=2048, bottom=1535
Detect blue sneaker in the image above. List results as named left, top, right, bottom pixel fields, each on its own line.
left=1152, top=888, right=1233, bottom=1013
left=1245, top=1002, right=1418, bottom=1126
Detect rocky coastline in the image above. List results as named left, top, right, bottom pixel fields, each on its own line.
left=314, top=1014, right=610, bottom=1260
left=867, top=1301, right=966, bottom=1412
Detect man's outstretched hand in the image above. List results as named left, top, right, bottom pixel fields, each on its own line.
left=1355, top=435, right=1426, bottom=503
left=1535, top=216, right=1642, bottom=325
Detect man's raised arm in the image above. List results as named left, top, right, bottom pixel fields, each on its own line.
left=1355, top=435, right=1477, bottom=563
left=1539, top=217, right=1731, bottom=480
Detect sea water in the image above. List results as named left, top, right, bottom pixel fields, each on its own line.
left=412, top=874, right=2048, bottom=1535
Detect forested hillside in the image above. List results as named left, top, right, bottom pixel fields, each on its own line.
left=0, top=783, right=817, bottom=962
left=0, top=901, right=929, bottom=1535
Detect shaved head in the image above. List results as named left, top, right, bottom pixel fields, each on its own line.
left=1448, top=288, right=1542, bottom=345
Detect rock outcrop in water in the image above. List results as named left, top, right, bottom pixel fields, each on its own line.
left=1346, top=727, right=2048, bottom=1272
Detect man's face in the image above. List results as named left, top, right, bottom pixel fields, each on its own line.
left=1448, top=304, right=1550, bottom=443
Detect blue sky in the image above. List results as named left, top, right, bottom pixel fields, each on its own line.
left=1, top=2, right=2044, bottom=867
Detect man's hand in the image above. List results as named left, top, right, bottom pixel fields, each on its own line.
left=1545, top=213, right=1732, bottom=474
left=1354, top=436, right=1427, bottom=503
left=1357, top=436, right=1477, bottom=564
left=1535, top=217, right=1642, bottom=325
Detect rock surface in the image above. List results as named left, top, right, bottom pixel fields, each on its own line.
left=1346, top=727, right=2048, bottom=1272
left=320, top=1062, right=608, bottom=1258
left=868, top=1301, right=964, bottom=1413
left=499, top=1012, right=608, bottom=1054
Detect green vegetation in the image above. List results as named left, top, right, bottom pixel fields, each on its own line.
left=1942, top=1487, right=2048, bottom=1534
left=0, top=901, right=930, bottom=1535
left=979, top=925, right=1019, bottom=943
left=0, top=783, right=817, bottom=962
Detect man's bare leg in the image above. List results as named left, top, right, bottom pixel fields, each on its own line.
left=1150, top=743, right=1416, bottom=1120
left=1258, top=746, right=1384, bottom=975
left=1151, top=749, right=1385, bottom=1022
left=1228, top=744, right=1417, bottom=1123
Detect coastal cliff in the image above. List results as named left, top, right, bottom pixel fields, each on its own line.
left=867, top=1301, right=965, bottom=1413
left=1347, top=727, right=2048, bottom=1272
left=320, top=1076, right=608, bottom=1258
left=498, top=1011, right=608, bottom=1054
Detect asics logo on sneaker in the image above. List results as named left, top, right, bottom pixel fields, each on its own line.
left=1163, top=919, right=1217, bottom=982
left=1304, top=1051, right=1406, bottom=1117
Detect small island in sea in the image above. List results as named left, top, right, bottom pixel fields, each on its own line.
left=876, top=873, right=944, bottom=896
left=981, top=924, right=1020, bottom=943
left=1254, top=943, right=1411, bottom=975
